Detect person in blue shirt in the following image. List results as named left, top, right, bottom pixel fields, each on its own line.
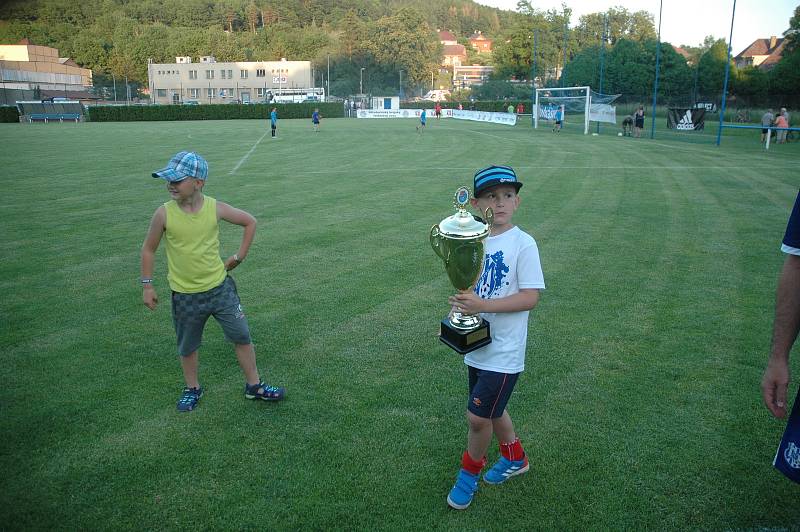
left=552, top=106, right=563, bottom=133
left=312, top=108, right=321, bottom=133
left=270, top=107, right=278, bottom=138
left=417, top=109, right=427, bottom=133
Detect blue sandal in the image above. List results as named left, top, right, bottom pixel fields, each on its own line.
left=244, top=381, right=285, bottom=401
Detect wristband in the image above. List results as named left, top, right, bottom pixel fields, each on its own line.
left=233, top=254, right=242, bottom=263
left=141, top=278, right=153, bottom=285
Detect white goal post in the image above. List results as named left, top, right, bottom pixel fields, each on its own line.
left=534, top=86, right=591, bottom=135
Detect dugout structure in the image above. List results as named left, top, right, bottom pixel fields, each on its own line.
left=534, top=87, right=620, bottom=135
left=16, top=100, right=84, bottom=123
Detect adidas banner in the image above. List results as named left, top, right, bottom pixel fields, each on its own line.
left=667, top=108, right=706, bottom=131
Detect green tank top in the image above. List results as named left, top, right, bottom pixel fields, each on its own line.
left=164, top=195, right=226, bottom=293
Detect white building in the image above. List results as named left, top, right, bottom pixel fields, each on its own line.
left=147, top=56, right=321, bottom=104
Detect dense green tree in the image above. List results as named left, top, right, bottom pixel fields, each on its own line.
left=696, top=39, right=735, bottom=99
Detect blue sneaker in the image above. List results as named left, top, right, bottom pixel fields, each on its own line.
left=447, top=469, right=479, bottom=510
left=483, top=456, right=529, bottom=485
left=177, top=387, right=203, bottom=412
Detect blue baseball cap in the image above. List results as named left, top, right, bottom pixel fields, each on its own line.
left=152, top=151, right=208, bottom=182
left=473, top=165, right=522, bottom=197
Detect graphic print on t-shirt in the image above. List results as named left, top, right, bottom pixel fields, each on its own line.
left=475, top=250, right=509, bottom=298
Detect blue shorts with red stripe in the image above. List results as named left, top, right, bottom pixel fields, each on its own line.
left=467, top=366, right=520, bottom=419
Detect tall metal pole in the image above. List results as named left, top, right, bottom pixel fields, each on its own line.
left=650, top=0, right=663, bottom=139
left=562, top=22, right=569, bottom=84
left=692, top=64, right=699, bottom=105
left=327, top=53, right=330, bottom=100
left=530, top=29, right=538, bottom=127
left=598, top=13, right=607, bottom=134
left=399, top=70, right=403, bottom=100
left=716, top=0, right=737, bottom=146
left=360, top=67, right=364, bottom=95
left=113, top=74, right=117, bottom=103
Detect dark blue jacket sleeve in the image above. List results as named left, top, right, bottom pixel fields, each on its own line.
left=783, top=190, right=800, bottom=249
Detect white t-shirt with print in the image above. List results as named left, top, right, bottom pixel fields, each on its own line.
left=464, top=226, right=545, bottom=373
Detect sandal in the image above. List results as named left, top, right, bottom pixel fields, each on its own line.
left=244, top=381, right=285, bottom=401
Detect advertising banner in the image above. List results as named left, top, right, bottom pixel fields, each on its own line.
left=667, top=108, right=706, bottom=131
left=356, top=108, right=454, bottom=119
left=452, top=109, right=517, bottom=126
left=589, top=104, right=617, bottom=124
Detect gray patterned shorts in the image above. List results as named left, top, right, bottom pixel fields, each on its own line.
left=171, top=276, right=252, bottom=356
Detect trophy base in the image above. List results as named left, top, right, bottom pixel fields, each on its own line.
left=439, top=318, right=491, bottom=354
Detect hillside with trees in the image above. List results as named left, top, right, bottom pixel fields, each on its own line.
left=0, top=0, right=797, bottom=106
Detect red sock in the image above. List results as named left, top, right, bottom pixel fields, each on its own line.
left=499, top=438, right=525, bottom=462
left=461, top=451, right=486, bottom=475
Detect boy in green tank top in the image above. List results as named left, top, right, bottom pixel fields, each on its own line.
left=141, top=151, right=285, bottom=412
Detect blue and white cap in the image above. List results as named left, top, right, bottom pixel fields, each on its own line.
left=473, top=165, right=522, bottom=197
left=152, top=151, right=208, bottom=182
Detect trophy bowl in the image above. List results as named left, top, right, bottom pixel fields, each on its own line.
left=430, top=186, right=493, bottom=354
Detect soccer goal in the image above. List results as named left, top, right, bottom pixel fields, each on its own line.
left=534, top=87, right=620, bottom=135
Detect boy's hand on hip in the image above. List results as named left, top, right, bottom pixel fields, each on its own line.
left=143, top=286, right=158, bottom=310
left=224, top=255, right=242, bottom=271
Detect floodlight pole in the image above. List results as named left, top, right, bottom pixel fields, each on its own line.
left=650, top=0, right=663, bottom=139
left=561, top=22, right=569, bottom=84
left=598, top=13, right=607, bottom=134
left=716, top=0, right=737, bottom=146
left=530, top=29, right=538, bottom=127
left=327, top=53, right=330, bottom=101
left=360, top=67, right=365, bottom=96
left=399, top=70, right=403, bottom=100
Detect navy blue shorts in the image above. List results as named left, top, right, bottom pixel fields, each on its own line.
left=467, top=366, right=519, bottom=419
left=774, top=387, right=800, bottom=484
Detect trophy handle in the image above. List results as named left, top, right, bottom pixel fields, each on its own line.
left=484, top=207, right=494, bottom=228
left=430, top=225, right=447, bottom=261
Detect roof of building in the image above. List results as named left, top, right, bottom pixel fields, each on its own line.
left=735, top=36, right=787, bottom=70
left=469, top=32, right=491, bottom=41
left=40, top=89, right=99, bottom=100
left=736, top=36, right=785, bottom=58
left=673, top=46, right=692, bottom=61
left=438, top=30, right=457, bottom=42
left=443, top=44, right=467, bottom=57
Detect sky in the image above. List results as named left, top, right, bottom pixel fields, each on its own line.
left=473, top=0, right=798, bottom=54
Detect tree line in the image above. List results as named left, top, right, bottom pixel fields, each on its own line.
left=0, top=0, right=797, bottom=107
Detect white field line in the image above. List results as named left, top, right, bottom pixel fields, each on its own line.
left=229, top=130, right=269, bottom=175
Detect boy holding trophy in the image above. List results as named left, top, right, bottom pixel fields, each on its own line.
left=444, top=165, right=545, bottom=510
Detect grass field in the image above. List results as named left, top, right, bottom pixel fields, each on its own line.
left=1, top=115, right=799, bottom=530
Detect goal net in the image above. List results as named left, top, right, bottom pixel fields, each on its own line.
left=534, top=87, right=620, bottom=134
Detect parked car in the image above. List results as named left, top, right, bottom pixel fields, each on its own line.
left=183, top=100, right=200, bottom=105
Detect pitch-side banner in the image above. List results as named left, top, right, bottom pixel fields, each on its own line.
left=452, top=109, right=517, bottom=126
left=589, top=104, right=617, bottom=124
left=667, top=108, right=706, bottom=131
left=537, top=104, right=559, bottom=120
left=356, top=109, right=454, bottom=119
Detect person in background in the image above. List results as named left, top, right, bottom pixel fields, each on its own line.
left=761, top=108, right=775, bottom=144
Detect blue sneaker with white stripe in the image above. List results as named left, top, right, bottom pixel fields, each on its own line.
left=447, top=469, right=480, bottom=510
left=483, top=456, right=529, bottom=484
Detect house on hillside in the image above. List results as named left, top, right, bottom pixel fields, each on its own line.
left=672, top=46, right=693, bottom=65
left=735, top=36, right=786, bottom=71
left=438, top=30, right=457, bottom=46
left=469, top=31, right=493, bottom=53
left=442, top=44, right=467, bottom=67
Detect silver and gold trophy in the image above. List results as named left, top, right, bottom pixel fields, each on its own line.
left=430, top=186, right=493, bottom=354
